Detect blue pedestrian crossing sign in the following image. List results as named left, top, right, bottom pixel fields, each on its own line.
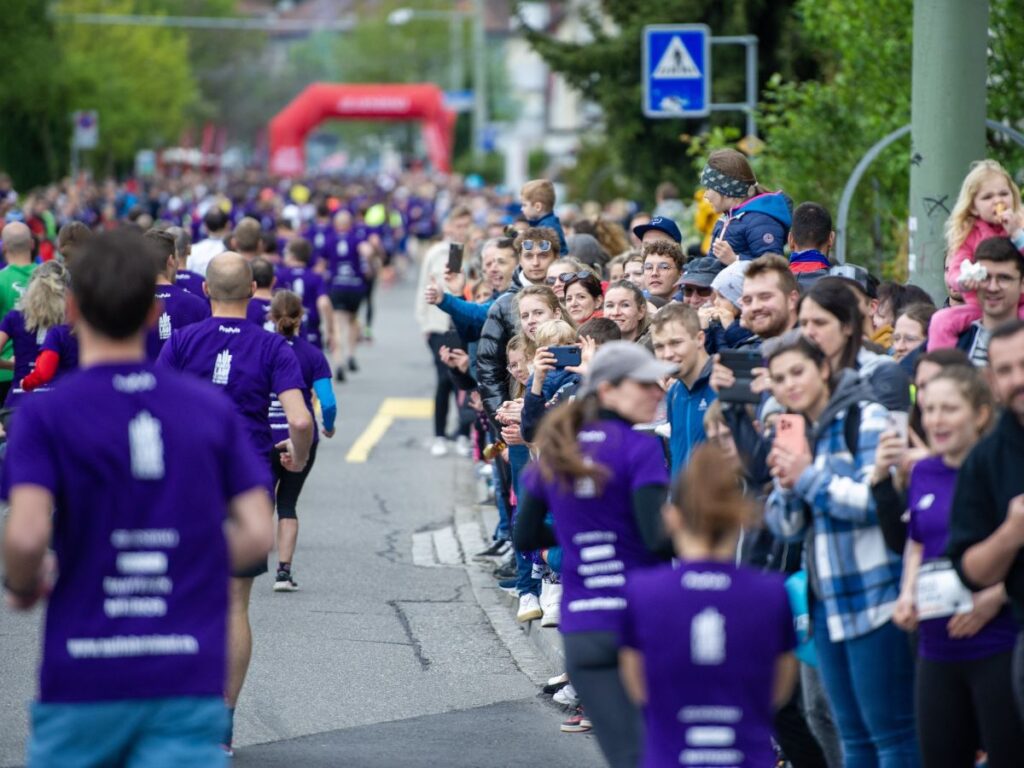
left=643, top=25, right=711, bottom=118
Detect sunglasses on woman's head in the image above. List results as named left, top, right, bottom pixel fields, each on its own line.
left=521, top=239, right=552, bottom=253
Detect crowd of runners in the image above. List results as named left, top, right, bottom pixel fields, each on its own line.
left=1, top=151, right=1024, bottom=768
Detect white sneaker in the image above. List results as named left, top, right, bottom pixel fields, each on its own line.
left=430, top=437, right=449, bottom=457
left=540, top=581, right=562, bottom=628
left=517, top=593, right=543, bottom=622
left=454, top=435, right=472, bottom=457
left=553, top=683, right=579, bottom=707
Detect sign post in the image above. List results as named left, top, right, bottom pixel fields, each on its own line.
left=643, top=25, right=711, bottom=119
left=70, top=110, right=99, bottom=177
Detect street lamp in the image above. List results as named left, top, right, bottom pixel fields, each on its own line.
left=387, top=4, right=488, bottom=158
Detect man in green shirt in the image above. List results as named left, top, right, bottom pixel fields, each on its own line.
left=0, top=222, right=38, bottom=401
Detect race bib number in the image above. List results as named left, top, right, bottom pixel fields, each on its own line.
left=916, top=559, right=974, bottom=620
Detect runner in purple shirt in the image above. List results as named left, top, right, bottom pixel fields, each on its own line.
left=245, top=257, right=276, bottom=332
left=155, top=251, right=312, bottom=754
left=889, top=366, right=1024, bottom=765
left=265, top=290, right=337, bottom=592
left=0, top=260, right=67, bottom=407
left=21, top=322, right=78, bottom=392
left=276, top=238, right=336, bottom=351
left=143, top=229, right=211, bottom=360
left=166, top=225, right=206, bottom=298
left=619, top=445, right=797, bottom=768
left=2, top=229, right=273, bottom=767
left=515, top=341, right=677, bottom=768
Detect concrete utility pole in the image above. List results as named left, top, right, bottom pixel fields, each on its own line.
left=907, top=0, right=989, bottom=301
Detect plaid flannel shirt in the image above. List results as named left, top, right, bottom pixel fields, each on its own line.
left=766, top=399, right=903, bottom=642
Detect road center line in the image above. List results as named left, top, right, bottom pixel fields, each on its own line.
left=345, top=397, right=433, bottom=462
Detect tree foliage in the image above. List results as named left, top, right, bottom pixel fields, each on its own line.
left=0, top=0, right=71, bottom=188
left=59, top=0, right=198, bottom=171
left=516, top=0, right=807, bottom=205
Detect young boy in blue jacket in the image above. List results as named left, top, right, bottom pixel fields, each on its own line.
left=650, top=303, right=717, bottom=479
left=520, top=179, right=568, bottom=255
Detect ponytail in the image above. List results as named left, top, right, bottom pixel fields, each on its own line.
left=270, top=289, right=303, bottom=338
left=534, top=394, right=609, bottom=490
left=669, top=444, right=752, bottom=548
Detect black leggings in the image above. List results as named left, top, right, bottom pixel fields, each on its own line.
left=563, top=631, right=643, bottom=768
left=427, top=333, right=470, bottom=440
left=916, top=650, right=1024, bottom=768
left=364, top=277, right=375, bottom=328
left=271, top=441, right=318, bottom=519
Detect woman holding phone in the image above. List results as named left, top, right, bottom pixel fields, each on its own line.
left=890, top=365, right=1023, bottom=767
left=764, top=332, right=919, bottom=767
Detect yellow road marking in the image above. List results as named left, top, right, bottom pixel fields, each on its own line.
left=345, top=397, right=433, bottom=463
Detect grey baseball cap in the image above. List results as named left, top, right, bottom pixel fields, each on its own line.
left=578, top=341, right=678, bottom=397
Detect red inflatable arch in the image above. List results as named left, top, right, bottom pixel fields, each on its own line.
left=268, top=83, right=456, bottom=176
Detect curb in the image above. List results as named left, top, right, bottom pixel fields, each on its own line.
left=452, top=503, right=566, bottom=683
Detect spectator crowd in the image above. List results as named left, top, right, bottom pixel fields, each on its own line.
left=2, top=149, right=1024, bottom=768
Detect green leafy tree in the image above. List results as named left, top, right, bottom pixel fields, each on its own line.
left=0, top=0, right=71, bottom=188
left=517, top=0, right=806, bottom=204
left=57, top=0, right=198, bottom=171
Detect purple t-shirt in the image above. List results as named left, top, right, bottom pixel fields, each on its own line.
left=0, top=310, right=46, bottom=393
left=908, top=456, right=1018, bottom=661
left=174, top=269, right=206, bottom=297
left=521, top=418, right=668, bottom=633
left=621, top=562, right=795, bottom=768
left=155, top=316, right=304, bottom=459
left=304, top=222, right=333, bottom=267
left=41, top=324, right=79, bottom=377
left=328, top=229, right=368, bottom=293
left=275, top=265, right=328, bottom=347
left=5, top=362, right=268, bottom=703
left=246, top=297, right=275, bottom=332
left=146, top=284, right=211, bottom=361
left=268, top=335, right=331, bottom=446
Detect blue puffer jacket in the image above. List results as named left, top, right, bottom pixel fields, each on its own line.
left=710, top=192, right=792, bottom=261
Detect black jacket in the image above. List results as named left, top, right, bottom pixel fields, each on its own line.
left=948, top=411, right=1024, bottom=619
left=476, top=268, right=528, bottom=418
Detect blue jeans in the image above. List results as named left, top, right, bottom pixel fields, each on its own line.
left=491, top=458, right=510, bottom=541
left=28, top=696, right=227, bottom=767
left=812, top=602, right=919, bottom=768
left=508, top=444, right=540, bottom=597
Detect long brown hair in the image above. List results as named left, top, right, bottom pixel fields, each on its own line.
left=669, top=444, right=753, bottom=548
left=534, top=394, right=610, bottom=489
left=270, top=289, right=303, bottom=338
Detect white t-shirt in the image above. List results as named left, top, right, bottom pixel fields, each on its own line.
left=187, top=237, right=227, bottom=277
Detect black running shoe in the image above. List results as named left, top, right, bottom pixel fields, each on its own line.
left=334, top=366, right=346, bottom=382
left=474, top=539, right=511, bottom=560
left=348, top=357, right=359, bottom=372
left=273, top=569, right=299, bottom=592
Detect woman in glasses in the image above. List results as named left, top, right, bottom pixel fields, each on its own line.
left=891, top=302, right=937, bottom=364
left=603, top=280, right=650, bottom=344
left=563, top=271, right=604, bottom=325
left=764, top=333, right=919, bottom=766
left=544, top=257, right=585, bottom=302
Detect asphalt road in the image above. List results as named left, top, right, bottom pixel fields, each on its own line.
left=0, top=275, right=601, bottom=767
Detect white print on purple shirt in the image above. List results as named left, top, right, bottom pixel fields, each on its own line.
left=691, top=607, right=726, bottom=665
left=129, top=411, right=165, bottom=480
left=158, top=312, right=172, bottom=339
left=212, top=349, right=232, bottom=385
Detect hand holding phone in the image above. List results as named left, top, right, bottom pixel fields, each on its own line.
left=716, top=350, right=763, bottom=404
left=774, top=414, right=809, bottom=457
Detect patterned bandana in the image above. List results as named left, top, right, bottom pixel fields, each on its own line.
left=700, top=164, right=752, bottom=199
